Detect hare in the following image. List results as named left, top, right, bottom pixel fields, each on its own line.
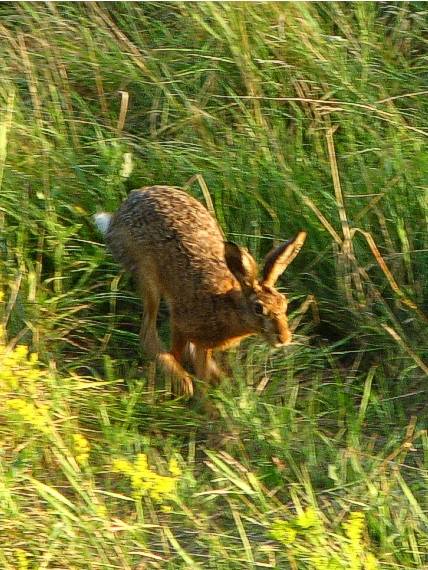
left=94, top=186, right=306, bottom=396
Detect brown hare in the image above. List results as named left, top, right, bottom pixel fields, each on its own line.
left=94, top=186, right=306, bottom=396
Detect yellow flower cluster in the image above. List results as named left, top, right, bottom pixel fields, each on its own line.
left=344, top=511, right=365, bottom=542
left=343, top=512, right=378, bottom=570
left=0, top=344, right=43, bottom=393
left=270, top=508, right=378, bottom=570
left=295, top=506, right=319, bottom=529
left=270, top=520, right=297, bottom=545
left=14, top=548, right=29, bottom=570
left=113, top=454, right=182, bottom=503
left=1, top=344, right=53, bottom=436
left=72, top=432, right=91, bottom=466
left=271, top=507, right=321, bottom=545
left=6, top=398, right=51, bottom=433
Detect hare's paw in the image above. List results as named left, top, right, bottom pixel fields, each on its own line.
left=157, top=352, right=194, bottom=398
left=173, top=373, right=194, bottom=398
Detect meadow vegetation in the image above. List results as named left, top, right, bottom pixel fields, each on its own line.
left=0, top=3, right=427, bottom=568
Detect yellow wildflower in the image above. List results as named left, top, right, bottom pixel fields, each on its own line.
left=6, top=398, right=51, bottom=433
left=168, top=457, right=182, bottom=477
left=343, top=511, right=365, bottom=544
left=14, top=345, right=28, bottom=359
left=296, top=507, right=319, bottom=529
left=270, top=519, right=297, bottom=545
left=271, top=508, right=378, bottom=570
left=113, top=453, right=181, bottom=504
left=343, top=511, right=379, bottom=570
left=112, top=458, right=134, bottom=476
left=72, top=432, right=90, bottom=466
left=30, top=352, right=39, bottom=364
left=15, top=548, right=29, bottom=570
left=365, top=552, right=378, bottom=570
left=95, top=504, right=108, bottom=518
left=0, top=343, right=43, bottom=392
left=150, top=474, right=176, bottom=501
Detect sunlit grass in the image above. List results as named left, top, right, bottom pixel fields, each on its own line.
left=0, top=2, right=427, bottom=568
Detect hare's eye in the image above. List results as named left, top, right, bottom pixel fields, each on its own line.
left=254, top=301, right=266, bottom=316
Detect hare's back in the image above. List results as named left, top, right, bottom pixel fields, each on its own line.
left=106, top=186, right=227, bottom=277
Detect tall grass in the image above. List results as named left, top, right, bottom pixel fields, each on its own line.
left=0, top=3, right=427, bottom=568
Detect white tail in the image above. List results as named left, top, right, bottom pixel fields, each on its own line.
left=94, top=212, right=112, bottom=235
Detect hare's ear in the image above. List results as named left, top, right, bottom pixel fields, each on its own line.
left=262, top=231, right=307, bottom=287
left=225, top=242, right=258, bottom=288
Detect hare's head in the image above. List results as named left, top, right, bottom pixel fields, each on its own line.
left=225, top=231, right=306, bottom=347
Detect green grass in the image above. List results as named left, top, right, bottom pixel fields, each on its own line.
left=0, top=2, right=427, bottom=568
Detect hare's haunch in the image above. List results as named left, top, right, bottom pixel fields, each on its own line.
left=95, top=186, right=306, bottom=396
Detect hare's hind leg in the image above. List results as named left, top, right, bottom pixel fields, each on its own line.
left=135, top=270, right=162, bottom=357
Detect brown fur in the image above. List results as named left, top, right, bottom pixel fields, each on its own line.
left=98, top=186, right=306, bottom=396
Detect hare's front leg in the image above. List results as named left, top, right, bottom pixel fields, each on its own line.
left=157, top=326, right=193, bottom=397
left=193, top=346, right=223, bottom=385
left=136, top=272, right=193, bottom=397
